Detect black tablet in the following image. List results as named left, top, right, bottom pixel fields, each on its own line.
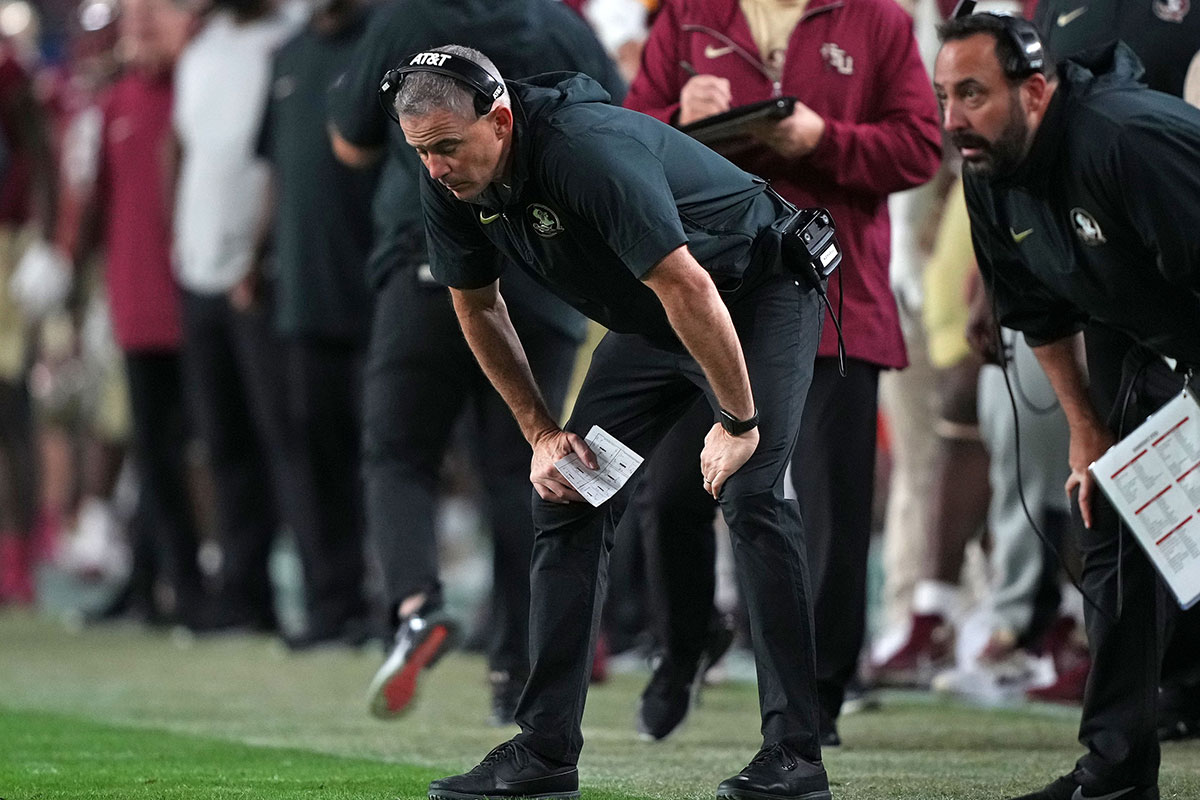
left=678, top=96, right=797, bottom=145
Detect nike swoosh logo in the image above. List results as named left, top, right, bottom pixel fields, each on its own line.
left=479, top=211, right=501, bottom=224
left=705, top=45, right=734, bottom=59
left=1057, top=6, right=1087, bottom=26
left=1010, top=227, right=1034, bottom=243
left=1071, top=786, right=1136, bottom=800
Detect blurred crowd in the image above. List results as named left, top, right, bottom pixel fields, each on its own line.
left=0, top=0, right=1198, bottom=749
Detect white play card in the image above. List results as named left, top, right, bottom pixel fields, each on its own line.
left=554, top=426, right=644, bottom=507
left=1091, top=389, right=1200, bottom=609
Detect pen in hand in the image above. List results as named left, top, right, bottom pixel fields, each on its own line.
left=679, top=60, right=698, bottom=77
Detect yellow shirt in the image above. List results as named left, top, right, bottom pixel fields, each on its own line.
left=739, top=0, right=809, bottom=77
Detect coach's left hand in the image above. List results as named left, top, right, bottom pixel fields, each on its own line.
left=701, top=424, right=759, bottom=500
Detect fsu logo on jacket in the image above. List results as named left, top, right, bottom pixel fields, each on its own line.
left=821, top=43, right=854, bottom=75
left=528, top=204, right=564, bottom=238
left=1154, top=0, right=1190, bottom=23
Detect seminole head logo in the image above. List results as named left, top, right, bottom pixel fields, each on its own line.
left=528, top=204, right=564, bottom=238
left=1071, top=207, right=1106, bottom=246
left=1154, top=0, right=1189, bottom=22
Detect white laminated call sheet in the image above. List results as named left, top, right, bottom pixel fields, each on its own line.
left=1091, top=389, right=1200, bottom=609
left=554, top=426, right=644, bottom=507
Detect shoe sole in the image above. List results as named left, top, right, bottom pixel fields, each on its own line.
left=429, top=791, right=579, bottom=799
left=368, top=623, right=455, bottom=718
left=716, top=789, right=831, bottom=800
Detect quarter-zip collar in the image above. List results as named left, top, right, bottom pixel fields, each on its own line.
left=682, top=0, right=844, bottom=97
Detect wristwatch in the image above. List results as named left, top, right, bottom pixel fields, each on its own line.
left=719, top=407, right=759, bottom=436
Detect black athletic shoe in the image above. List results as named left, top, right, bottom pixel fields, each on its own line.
left=636, top=655, right=699, bottom=741
left=716, top=743, right=831, bottom=800
left=1157, top=684, right=1200, bottom=742
left=427, top=740, right=579, bottom=799
left=367, top=608, right=457, bottom=718
left=636, top=614, right=737, bottom=741
left=1007, top=770, right=1158, bottom=800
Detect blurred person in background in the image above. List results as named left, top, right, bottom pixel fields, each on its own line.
left=170, top=0, right=301, bottom=633
left=42, top=0, right=131, bottom=593
left=623, top=0, right=942, bottom=746
left=327, top=0, right=624, bottom=725
left=0, top=14, right=61, bottom=605
left=252, top=0, right=376, bottom=650
left=67, top=0, right=211, bottom=627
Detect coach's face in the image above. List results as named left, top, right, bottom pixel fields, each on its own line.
left=934, top=33, right=1035, bottom=178
left=401, top=105, right=512, bottom=201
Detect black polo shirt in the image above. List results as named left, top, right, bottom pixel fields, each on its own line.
left=964, top=43, right=1200, bottom=364
left=422, top=73, right=784, bottom=348
left=256, top=14, right=377, bottom=341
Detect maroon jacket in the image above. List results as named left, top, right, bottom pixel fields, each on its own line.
left=626, top=0, right=941, bottom=368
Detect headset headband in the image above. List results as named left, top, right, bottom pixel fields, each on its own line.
left=951, top=0, right=1045, bottom=77
left=378, top=50, right=505, bottom=123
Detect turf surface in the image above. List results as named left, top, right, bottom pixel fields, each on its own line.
left=1, top=610, right=1198, bottom=799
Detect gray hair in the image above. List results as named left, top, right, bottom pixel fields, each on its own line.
left=393, top=44, right=509, bottom=120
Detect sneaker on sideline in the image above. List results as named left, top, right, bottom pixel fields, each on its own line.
left=367, top=607, right=458, bottom=719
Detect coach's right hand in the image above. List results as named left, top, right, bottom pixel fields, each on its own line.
left=679, top=75, right=732, bottom=126
left=701, top=424, right=758, bottom=500
left=531, top=429, right=596, bottom=505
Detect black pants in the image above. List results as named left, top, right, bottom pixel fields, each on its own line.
left=182, top=290, right=292, bottom=626
left=1075, top=348, right=1196, bottom=786
left=634, top=357, right=879, bottom=726
left=796, top=358, right=880, bottom=724
left=515, top=275, right=823, bottom=765
left=362, top=267, right=577, bottom=676
left=282, top=337, right=367, bottom=635
left=124, top=351, right=205, bottom=613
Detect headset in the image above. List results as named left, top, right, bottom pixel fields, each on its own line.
left=378, top=50, right=506, bottom=124
left=952, top=0, right=1047, bottom=78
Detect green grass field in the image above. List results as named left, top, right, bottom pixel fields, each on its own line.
left=1, top=610, right=1198, bottom=799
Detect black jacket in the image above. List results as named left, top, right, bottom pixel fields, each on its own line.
left=965, top=42, right=1200, bottom=364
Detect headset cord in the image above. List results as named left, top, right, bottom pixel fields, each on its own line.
left=1110, top=356, right=1155, bottom=622
left=826, top=267, right=846, bottom=377
left=989, top=300, right=1116, bottom=626
left=1003, top=329, right=1061, bottom=415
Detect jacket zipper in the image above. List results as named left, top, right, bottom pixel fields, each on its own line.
left=682, top=3, right=844, bottom=98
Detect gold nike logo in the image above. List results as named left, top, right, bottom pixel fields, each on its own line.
left=1010, top=227, right=1034, bottom=243
left=479, top=211, right=501, bottom=224
left=1057, top=6, right=1087, bottom=26
left=704, top=45, right=734, bottom=59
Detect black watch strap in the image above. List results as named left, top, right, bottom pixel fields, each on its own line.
left=719, top=407, right=759, bottom=435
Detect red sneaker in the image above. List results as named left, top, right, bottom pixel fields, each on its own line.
left=1027, top=658, right=1089, bottom=705
left=868, top=613, right=955, bottom=688
left=590, top=631, right=609, bottom=684
left=0, top=534, right=35, bottom=605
